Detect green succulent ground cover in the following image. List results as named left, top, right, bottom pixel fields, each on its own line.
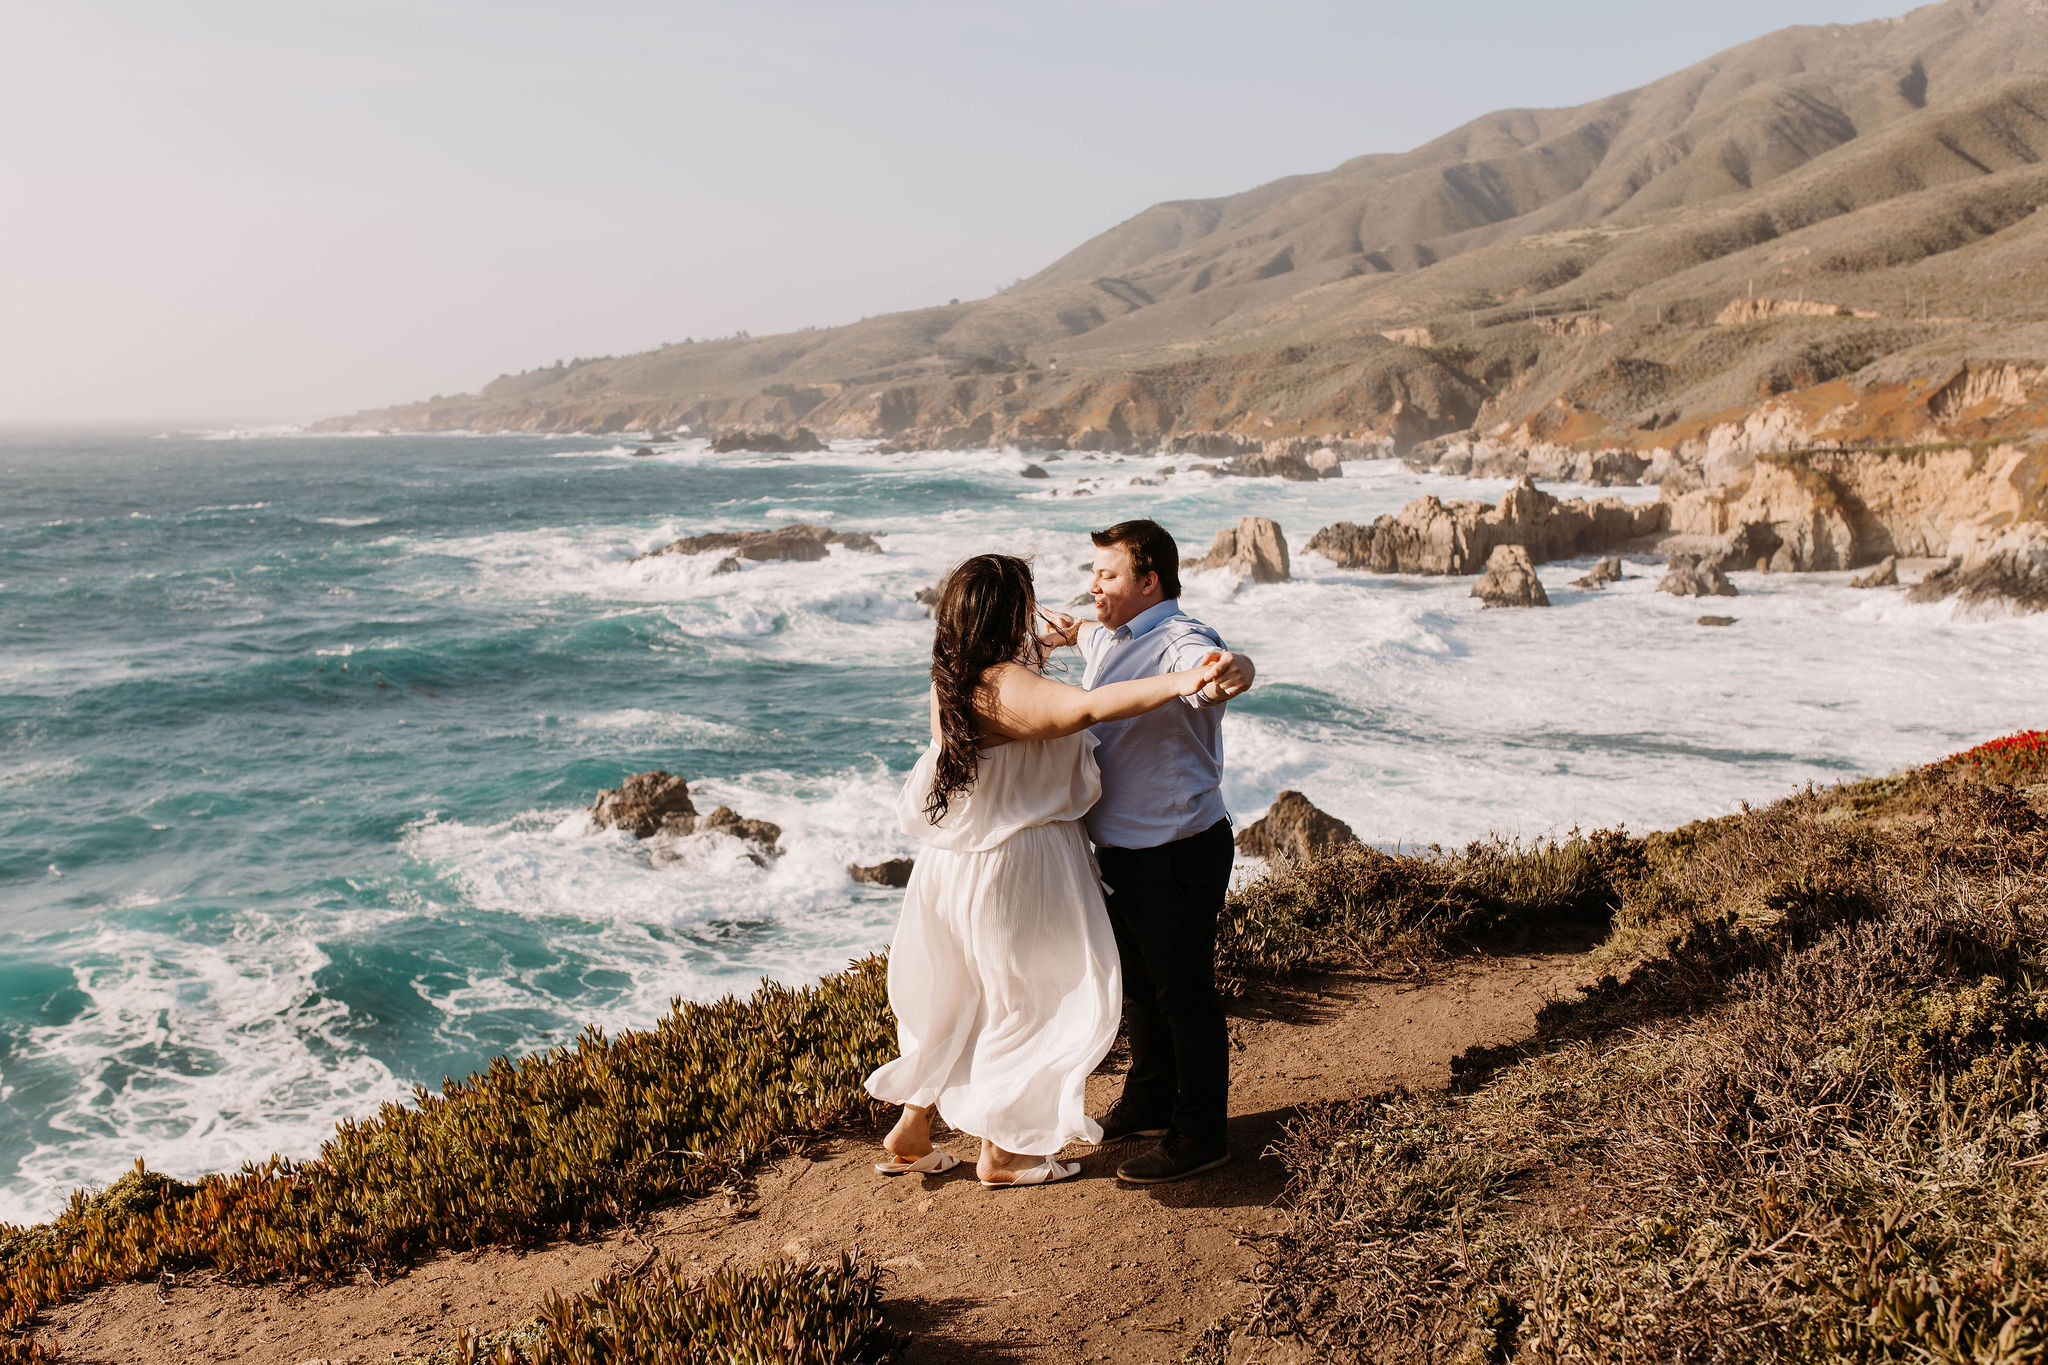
left=1207, top=735, right=2048, bottom=1363
left=6, top=734, right=2043, bottom=1362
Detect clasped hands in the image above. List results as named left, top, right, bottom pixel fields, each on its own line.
left=1036, top=609, right=1253, bottom=702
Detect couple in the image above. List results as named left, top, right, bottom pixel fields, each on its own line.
left=864, top=518, right=1256, bottom=1188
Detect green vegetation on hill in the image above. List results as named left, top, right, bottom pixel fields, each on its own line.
left=4, top=733, right=2043, bottom=1361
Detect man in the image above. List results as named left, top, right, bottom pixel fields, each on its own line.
left=1038, top=519, right=1255, bottom=1184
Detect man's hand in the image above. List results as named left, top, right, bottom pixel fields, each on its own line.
left=1036, top=608, right=1082, bottom=651
left=1199, top=651, right=1255, bottom=702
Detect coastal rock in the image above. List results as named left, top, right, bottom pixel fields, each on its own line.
left=630, top=446, right=657, bottom=457
left=849, top=857, right=915, bottom=887
left=1235, top=791, right=1359, bottom=863
left=1657, top=554, right=1738, bottom=598
left=1186, top=516, right=1290, bottom=583
left=1573, top=555, right=1624, bottom=588
left=1698, top=615, right=1738, bottom=626
left=632, top=522, right=881, bottom=564
left=1306, top=448, right=1344, bottom=478
left=1662, top=464, right=1859, bottom=572
left=1907, top=524, right=2048, bottom=617
left=1221, top=448, right=1324, bottom=482
left=703, top=806, right=784, bottom=862
left=1021, top=463, right=1050, bottom=479
left=708, top=427, right=826, bottom=454
left=913, top=585, right=942, bottom=614
left=1305, top=476, right=1664, bottom=575
left=592, top=771, right=698, bottom=839
left=1471, top=545, right=1550, bottom=607
left=1850, top=555, right=1899, bottom=589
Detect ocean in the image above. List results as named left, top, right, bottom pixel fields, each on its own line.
left=1, top=427, right=2040, bottom=1225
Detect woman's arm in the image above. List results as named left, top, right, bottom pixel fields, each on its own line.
left=974, top=654, right=1228, bottom=742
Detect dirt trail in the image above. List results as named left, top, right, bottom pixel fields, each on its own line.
left=49, top=953, right=1590, bottom=1364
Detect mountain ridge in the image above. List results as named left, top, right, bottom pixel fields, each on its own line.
left=319, top=0, right=2048, bottom=466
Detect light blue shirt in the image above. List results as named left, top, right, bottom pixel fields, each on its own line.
left=1079, top=598, right=1229, bottom=849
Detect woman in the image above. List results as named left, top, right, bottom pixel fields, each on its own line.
left=865, top=554, right=1226, bottom=1187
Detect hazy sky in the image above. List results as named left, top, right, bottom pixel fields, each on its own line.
left=3, top=1, right=1913, bottom=423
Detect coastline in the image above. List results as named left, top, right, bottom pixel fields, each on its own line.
left=10, top=733, right=2048, bottom=1361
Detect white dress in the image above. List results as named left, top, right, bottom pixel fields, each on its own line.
left=864, top=730, right=1121, bottom=1154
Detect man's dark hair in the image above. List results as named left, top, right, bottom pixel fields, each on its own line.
left=1091, top=519, right=1181, bottom=600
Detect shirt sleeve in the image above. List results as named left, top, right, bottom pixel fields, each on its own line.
left=1163, top=626, right=1229, bottom=708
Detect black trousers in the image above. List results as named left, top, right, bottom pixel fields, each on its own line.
left=1095, top=817, right=1235, bottom=1150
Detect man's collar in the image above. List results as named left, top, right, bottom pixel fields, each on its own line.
left=1114, top=598, right=1181, bottom=640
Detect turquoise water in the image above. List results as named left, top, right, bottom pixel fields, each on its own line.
left=2, top=428, right=2041, bottom=1223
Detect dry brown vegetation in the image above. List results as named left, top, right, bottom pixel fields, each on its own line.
left=1213, top=732, right=2048, bottom=1362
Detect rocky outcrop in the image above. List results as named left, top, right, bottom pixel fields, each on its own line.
left=849, top=858, right=915, bottom=887
left=591, top=772, right=782, bottom=860
left=1658, top=555, right=1738, bottom=598
left=1715, top=297, right=1878, bottom=325
left=702, top=807, right=784, bottom=861
left=633, top=523, right=881, bottom=564
left=1306, top=477, right=1664, bottom=576
left=709, top=427, right=826, bottom=454
left=1907, top=524, right=2048, bottom=617
left=1663, top=462, right=1858, bottom=572
left=1221, top=448, right=1330, bottom=481
left=1573, top=556, right=1624, bottom=588
left=592, top=771, right=698, bottom=838
left=1186, top=517, right=1290, bottom=583
left=1021, top=463, right=1050, bottom=479
left=1850, top=555, right=1899, bottom=588
left=1235, top=791, right=1359, bottom=863
left=1471, top=545, right=1550, bottom=607
left=1698, top=615, right=1738, bottom=627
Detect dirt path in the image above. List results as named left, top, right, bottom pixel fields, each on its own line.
left=49, top=952, right=1590, bottom=1364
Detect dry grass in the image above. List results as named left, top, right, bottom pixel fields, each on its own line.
left=1217, top=736, right=2048, bottom=1363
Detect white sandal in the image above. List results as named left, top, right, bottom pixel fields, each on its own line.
left=874, top=1148, right=961, bottom=1177
left=980, top=1158, right=1081, bottom=1188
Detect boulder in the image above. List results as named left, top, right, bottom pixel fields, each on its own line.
left=630, top=445, right=657, bottom=457
left=1305, top=477, right=1665, bottom=575
left=703, top=806, right=783, bottom=862
left=708, top=427, right=826, bottom=454
left=1657, top=554, right=1738, bottom=598
left=1021, top=463, right=1050, bottom=479
left=1235, top=791, right=1359, bottom=863
left=1906, top=524, right=2048, bottom=617
left=1697, top=615, right=1738, bottom=627
left=1573, top=555, right=1624, bottom=589
left=849, top=858, right=915, bottom=888
left=1305, top=448, right=1344, bottom=478
left=592, top=771, right=698, bottom=839
left=632, top=523, right=881, bottom=564
left=1850, top=555, right=1900, bottom=589
left=1221, top=449, right=1322, bottom=482
left=913, top=585, right=942, bottom=615
left=1185, top=517, right=1290, bottom=583
left=1471, top=545, right=1550, bottom=607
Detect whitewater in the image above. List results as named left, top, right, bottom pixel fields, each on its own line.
left=0, top=428, right=2040, bottom=1226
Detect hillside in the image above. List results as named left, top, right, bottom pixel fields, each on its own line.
left=319, top=0, right=2048, bottom=466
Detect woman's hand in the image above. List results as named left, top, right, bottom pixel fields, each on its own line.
left=1036, top=608, right=1081, bottom=652
left=1176, top=651, right=1232, bottom=697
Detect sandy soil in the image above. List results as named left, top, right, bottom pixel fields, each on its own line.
left=47, top=952, right=1590, bottom=1364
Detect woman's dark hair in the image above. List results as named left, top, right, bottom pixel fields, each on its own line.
left=1090, top=518, right=1181, bottom=599
left=926, top=554, right=1039, bottom=823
